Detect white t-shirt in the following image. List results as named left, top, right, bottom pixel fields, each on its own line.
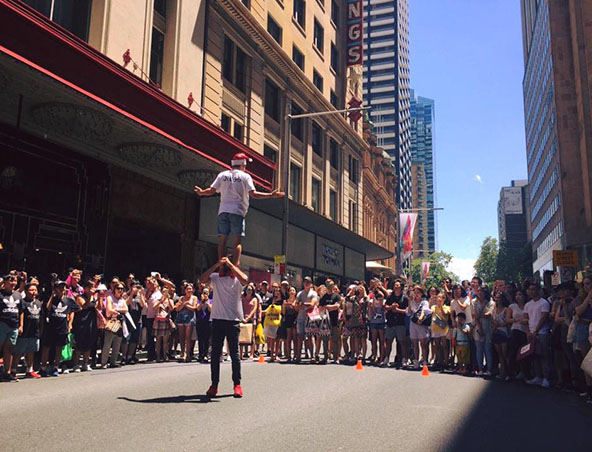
left=451, top=297, right=473, bottom=324
left=296, top=289, right=318, bottom=320
left=211, top=169, right=256, bottom=217
left=146, top=290, right=162, bottom=319
left=210, top=273, right=244, bottom=321
left=524, top=298, right=551, bottom=334
left=509, top=303, right=527, bottom=333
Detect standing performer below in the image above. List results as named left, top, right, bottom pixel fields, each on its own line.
left=194, top=152, right=284, bottom=266
left=199, top=257, right=248, bottom=398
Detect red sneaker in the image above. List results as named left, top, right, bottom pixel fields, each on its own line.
left=233, top=384, right=243, bottom=398
left=28, top=371, right=41, bottom=379
left=206, top=385, right=218, bottom=397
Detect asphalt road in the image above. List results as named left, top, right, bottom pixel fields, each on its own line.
left=1, top=360, right=591, bottom=452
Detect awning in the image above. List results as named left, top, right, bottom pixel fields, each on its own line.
left=0, top=0, right=274, bottom=190
left=250, top=198, right=393, bottom=261
left=366, top=261, right=392, bottom=270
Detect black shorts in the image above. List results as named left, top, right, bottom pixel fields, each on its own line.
left=44, top=330, right=69, bottom=347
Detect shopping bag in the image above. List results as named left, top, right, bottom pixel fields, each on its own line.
left=61, top=333, right=74, bottom=362
left=239, top=323, right=254, bottom=344
left=517, top=341, right=535, bottom=361
left=255, top=323, right=265, bottom=344
left=581, top=347, right=592, bottom=378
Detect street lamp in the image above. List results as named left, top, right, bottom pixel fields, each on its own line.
left=280, top=101, right=370, bottom=261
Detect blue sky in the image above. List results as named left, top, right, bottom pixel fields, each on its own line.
left=409, top=1, right=528, bottom=279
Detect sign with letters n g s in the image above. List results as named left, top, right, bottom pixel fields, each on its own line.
left=346, top=0, right=363, bottom=66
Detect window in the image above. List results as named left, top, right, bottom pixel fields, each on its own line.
left=314, top=20, right=324, bottom=53
left=241, top=0, right=250, bottom=8
left=312, top=179, right=321, bottom=213
left=349, top=155, right=358, bottom=184
left=265, top=79, right=281, bottom=122
left=233, top=122, right=244, bottom=141
left=349, top=200, right=358, bottom=232
left=221, top=113, right=231, bottom=133
left=331, top=0, right=339, bottom=26
left=330, top=138, right=339, bottom=168
left=330, top=90, right=338, bottom=108
left=150, top=27, right=165, bottom=87
left=293, top=0, right=305, bottom=28
left=267, top=15, right=283, bottom=45
left=290, top=164, right=302, bottom=203
left=312, top=122, right=323, bottom=156
left=330, top=43, right=339, bottom=72
left=264, top=145, right=278, bottom=163
left=154, top=0, right=167, bottom=17
left=329, top=189, right=337, bottom=221
left=313, top=70, right=323, bottom=92
left=292, top=45, right=305, bottom=71
left=292, top=103, right=304, bottom=141
left=222, top=37, right=247, bottom=93
left=24, top=0, right=93, bottom=41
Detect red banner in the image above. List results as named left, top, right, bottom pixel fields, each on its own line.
left=346, top=0, right=363, bottom=66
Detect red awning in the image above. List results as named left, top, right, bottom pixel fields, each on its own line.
left=0, top=0, right=275, bottom=190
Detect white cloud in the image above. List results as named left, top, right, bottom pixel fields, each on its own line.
left=447, top=258, right=476, bottom=281
left=473, top=174, right=483, bottom=183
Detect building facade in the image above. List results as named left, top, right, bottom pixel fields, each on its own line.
left=362, top=0, right=411, bottom=210
left=498, top=180, right=529, bottom=250
left=521, top=0, right=592, bottom=275
left=410, top=90, right=436, bottom=255
left=0, top=0, right=391, bottom=285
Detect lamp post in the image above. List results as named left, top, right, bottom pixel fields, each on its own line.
left=280, top=104, right=369, bottom=265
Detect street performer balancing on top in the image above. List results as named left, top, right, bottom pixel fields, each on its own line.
left=194, top=152, right=284, bottom=266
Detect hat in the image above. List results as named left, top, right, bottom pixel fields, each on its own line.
left=96, top=283, right=108, bottom=291
left=303, top=276, right=313, bottom=284
left=281, top=280, right=289, bottom=286
left=55, top=280, right=67, bottom=287
left=231, top=152, right=253, bottom=167
left=260, top=280, right=269, bottom=286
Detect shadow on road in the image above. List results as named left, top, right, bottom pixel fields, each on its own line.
left=441, top=379, right=591, bottom=452
left=118, top=394, right=232, bottom=404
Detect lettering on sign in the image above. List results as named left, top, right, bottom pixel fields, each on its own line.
left=553, top=250, right=579, bottom=268
left=322, top=244, right=341, bottom=268
left=346, top=0, right=363, bottom=66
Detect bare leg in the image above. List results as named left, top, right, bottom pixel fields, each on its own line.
left=231, top=236, right=242, bottom=266
left=218, top=236, right=228, bottom=261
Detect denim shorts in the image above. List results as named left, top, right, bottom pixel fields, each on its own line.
left=0, top=321, right=18, bottom=345
left=217, top=212, right=245, bottom=237
left=370, top=323, right=385, bottom=331
left=13, top=337, right=40, bottom=354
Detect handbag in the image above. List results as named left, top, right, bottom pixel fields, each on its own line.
left=239, top=322, right=254, bottom=344
left=307, top=306, right=322, bottom=322
left=412, top=308, right=432, bottom=326
left=517, top=340, right=535, bottom=361
left=96, top=309, right=107, bottom=330
left=105, top=318, right=122, bottom=334
left=433, top=313, right=448, bottom=330
left=317, top=311, right=331, bottom=337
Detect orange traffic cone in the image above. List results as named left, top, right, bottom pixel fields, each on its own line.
left=355, top=359, right=364, bottom=370
left=257, top=354, right=265, bottom=364
left=421, top=364, right=430, bottom=377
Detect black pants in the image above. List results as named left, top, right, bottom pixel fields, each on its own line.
left=210, top=319, right=241, bottom=386
left=144, top=317, right=156, bottom=361
left=196, top=321, right=211, bottom=359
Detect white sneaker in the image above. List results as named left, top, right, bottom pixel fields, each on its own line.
left=74, top=367, right=81, bottom=373
left=62, top=368, right=70, bottom=375
left=541, top=379, right=550, bottom=388
left=526, top=377, right=542, bottom=385
left=516, top=372, right=525, bottom=380
left=84, top=364, right=92, bottom=372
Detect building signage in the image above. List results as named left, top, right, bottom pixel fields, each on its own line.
left=346, top=0, right=363, bottom=66
left=553, top=250, right=579, bottom=267
left=316, top=238, right=344, bottom=275
left=503, top=187, right=523, bottom=215
left=274, top=255, right=286, bottom=275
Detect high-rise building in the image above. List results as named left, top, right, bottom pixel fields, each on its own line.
left=411, top=163, right=429, bottom=258
left=410, top=90, right=436, bottom=254
left=521, top=0, right=592, bottom=275
left=362, top=0, right=411, bottom=209
left=498, top=180, right=529, bottom=250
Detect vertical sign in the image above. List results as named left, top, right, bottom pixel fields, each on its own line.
left=346, top=0, right=363, bottom=66
left=274, top=255, right=286, bottom=275
left=399, top=213, right=418, bottom=261
left=421, top=261, right=430, bottom=283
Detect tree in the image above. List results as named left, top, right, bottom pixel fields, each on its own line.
left=410, top=251, right=459, bottom=287
left=475, top=236, right=498, bottom=285
left=495, top=241, right=533, bottom=283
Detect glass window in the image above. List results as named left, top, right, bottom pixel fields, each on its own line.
left=233, top=122, right=244, bottom=141
left=313, top=70, right=323, bottom=92
left=312, top=122, right=323, bottom=156
left=292, top=45, right=305, bottom=71
left=330, top=189, right=337, bottom=220
left=150, top=27, right=165, bottom=87
left=349, top=155, right=358, bottom=184
left=330, top=138, right=338, bottom=168
left=235, top=46, right=247, bottom=93
left=290, top=164, right=301, bottom=203
left=331, top=0, right=339, bottom=26
left=223, top=37, right=234, bottom=82
left=241, top=0, right=250, bottom=8
left=267, top=15, right=283, bottom=45
left=330, top=42, right=338, bottom=72
left=293, top=0, right=306, bottom=28
left=330, top=90, right=338, bottom=108
left=264, top=145, right=278, bottom=163
left=265, top=79, right=281, bottom=122
left=312, top=179, right=321, bottom=213
left=154, top=0, right=167, bottom=17
left=349, top=200, right=357, bottom=232
left=24, top=0, right=92, bottom=41
left=314, top=19, right=324, bottom=53
left=292, top=103, right=304, bottom=141
left=221, top=113, right=231, bottom=133
left=223, top=37, right=247, bottom=93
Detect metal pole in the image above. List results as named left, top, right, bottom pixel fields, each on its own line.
left=281, top=99, right=292, bottom=258
left=290, top=106, right=369, bottom=120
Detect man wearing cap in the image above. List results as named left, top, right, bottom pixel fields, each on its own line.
left=0, top=274, right=22, bottom=381
left=194, top=152, right=284, bottom=266
left=295, top=277, right=318, bottom=363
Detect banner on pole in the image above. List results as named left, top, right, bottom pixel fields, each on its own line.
left=399, top=213, right=418, bottom=261
left=274, top=255, right=286, bottom=275
left=346, top=0, right=364, bottom=66
left=421, top=261, right=430, bottom=283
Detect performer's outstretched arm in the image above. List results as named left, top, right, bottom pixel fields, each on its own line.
left=194, top=186, right=217, bottom=197
left=222, top=257, right=249, bottom=286
left=249, top=188, right=285, bottom=199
